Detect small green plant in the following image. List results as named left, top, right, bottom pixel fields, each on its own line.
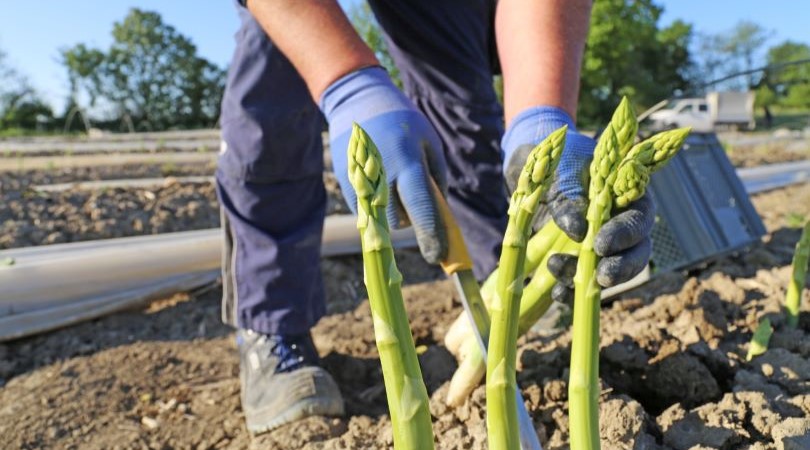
left=160, top=162, right=178, bottom=176
left=786, top=212, right=806, bottom=229
left=746, top=318, right=773, bottom=361
left=786, top=220, right=810, bottom=327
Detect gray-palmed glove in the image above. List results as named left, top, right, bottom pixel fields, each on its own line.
left=502, top=107, right=655, bottom=303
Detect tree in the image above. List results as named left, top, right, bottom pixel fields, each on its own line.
left=579, top=0, right=695, bottom=126
left=348, top=2, right=400, bottom=87
left=61, top=9, right=225, bottom=131
left=0, top=47, right=55, bottom=132
left=720, top=21, right=771, bottom=88
left=694, top=21, right=771, bottom=90
left=762, top=41, right=810, bottom=109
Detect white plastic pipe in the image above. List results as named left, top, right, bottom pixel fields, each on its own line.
left=0, top=271, right=218, bottom=341
left=0, top=152, right=216, bottom=171
left=737, top=159, right=810, bottom=194
left=0, top=215, right=417, bottom=341
left=33, top=176, right=215, bottom=192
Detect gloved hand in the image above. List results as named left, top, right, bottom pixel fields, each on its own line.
left=502, top=106, right=655, bottom=303
left=321, top=66, right=448, bottom=263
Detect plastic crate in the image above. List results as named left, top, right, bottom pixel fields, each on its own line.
left=647, top=132, right=766, bottom=272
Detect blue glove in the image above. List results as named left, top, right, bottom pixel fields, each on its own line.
left=502, top=106, right=655, bottom=300
left=321, top=67, right=448, bottom=263
left=502, top=106, right=596, bottom=239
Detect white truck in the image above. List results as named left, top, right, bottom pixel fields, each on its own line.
left=646, top=91, right=756, bottom=132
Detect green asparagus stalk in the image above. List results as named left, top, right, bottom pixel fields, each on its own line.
left=746, top=318, right=773, bottom=361
left=518, top=236, right=581, bottom=335
left=569, top=97, right=690, bottom=450
left=481, top=220, right=563, bottom=305
left=445, top=220, right=564, bottom=357
left=786, top=220, right=810, bottom=328
left=446, top=233, right=580, bottom=407
left=347, top=124, right=435, bottom=450
left=487, top=126, right=566, bottom=450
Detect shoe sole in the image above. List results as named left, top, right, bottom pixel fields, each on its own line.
left=246, top=396, right=345, bottom=435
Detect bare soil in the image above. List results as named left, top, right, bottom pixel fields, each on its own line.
left=721, top=136, right=810, bottom=168
left=0, top=164, right=348, bottom=249
left=1, top=181, right=809, bottom=449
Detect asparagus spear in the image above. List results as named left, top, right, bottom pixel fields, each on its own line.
left=487, top=126, right=566, bottom=450
left=347, top=124, right=435, bottom=450
left=569, top=97, right=689, bottom=450
left=786, top=220, right=810, bottom=328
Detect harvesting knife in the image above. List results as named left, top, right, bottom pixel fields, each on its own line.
left=432, top=184, right=543, bottom=450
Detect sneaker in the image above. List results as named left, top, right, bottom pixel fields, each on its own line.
left=237, top=329, right=345, bottom=434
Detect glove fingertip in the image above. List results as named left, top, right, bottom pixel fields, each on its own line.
left=413, top=227, right=447, bottom=264
left=547, top=253, right=577, bottom=283
left=596, top=237, right=652, bottom=287
left=551, top=283, right=574, bottom=306
left=550, top=196, right=589, bottom=242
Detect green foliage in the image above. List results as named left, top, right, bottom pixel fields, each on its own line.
left=764, top=41, right=810, bottom=109
left=755, top=84, right=777, bottom=108
left=61, top=8, right=226, bottom=131
left=0, top=47, right=55, bottom=131
left=720, top=21, right=771, bottom=88
left=579, top=0, right=694, bottom=126
left=348, top=2, right=401, bottom=88
left=786, top=212, right=806, bottom=229
left=345, top=0, right=698, bottom=126
left=694, top=21, right=772, bottom=91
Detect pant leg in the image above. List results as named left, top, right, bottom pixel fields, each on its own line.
left=217, top=2, right=326, bottom=336
left=368, top=0, right=506, bottom=280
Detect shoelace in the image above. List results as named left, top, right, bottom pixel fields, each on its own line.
left=269, top=337, right=309, bottom=374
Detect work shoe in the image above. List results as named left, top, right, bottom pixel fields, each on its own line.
left=237, top=329, right=344, bottom=434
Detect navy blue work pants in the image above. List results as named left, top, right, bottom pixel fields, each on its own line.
left=217, top=0, right=507, bottom=335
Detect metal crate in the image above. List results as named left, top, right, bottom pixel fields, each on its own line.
left=647, top=132, right=766, bottom=272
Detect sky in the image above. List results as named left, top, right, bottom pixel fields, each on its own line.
left=1, top=0, right=808, bottom=112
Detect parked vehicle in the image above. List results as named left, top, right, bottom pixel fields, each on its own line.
left=647, top=91, right=756, bottom=132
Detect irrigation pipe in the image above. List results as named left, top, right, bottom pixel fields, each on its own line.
left=33, top=176, right=215, bottom=192
left=0, top=152, right=217, bottom=171
left=0, top=215, right=416, bottom=341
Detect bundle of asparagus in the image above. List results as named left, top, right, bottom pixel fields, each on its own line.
left=348, top=97, right=690, bottom=450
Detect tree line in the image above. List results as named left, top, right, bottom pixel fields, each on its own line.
left=1, top=3, right=808, bottom=135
